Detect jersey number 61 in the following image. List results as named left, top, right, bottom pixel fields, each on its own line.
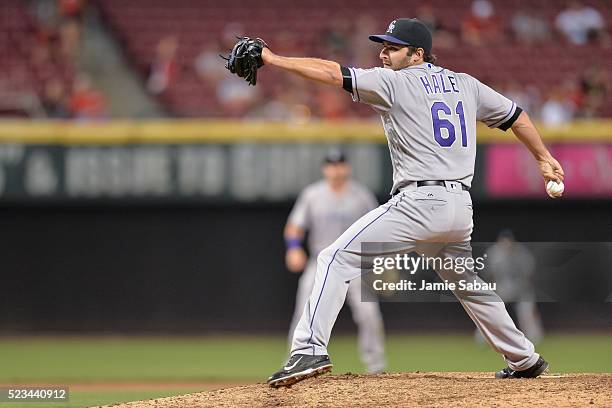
left=431, top=101, right=467, bottom=148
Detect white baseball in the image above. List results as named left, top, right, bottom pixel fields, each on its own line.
left=546, top=180, right=564, bottom=198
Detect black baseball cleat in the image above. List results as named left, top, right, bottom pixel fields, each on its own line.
left=267, top=354, right=333, bottom=387
left=495, top=356, right=549, bottom=379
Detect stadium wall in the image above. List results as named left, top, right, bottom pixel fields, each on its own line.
left=0, top=120, right=610, bottom=332
left=1, top=120, right=612, bottom=202
left=0, top=201, right=610, bottom=333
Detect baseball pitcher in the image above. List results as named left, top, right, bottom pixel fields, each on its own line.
left=222, top=18, right=565, bottom=387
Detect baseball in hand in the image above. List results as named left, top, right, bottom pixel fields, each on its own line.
left=546, top=180, right=564, bottom=198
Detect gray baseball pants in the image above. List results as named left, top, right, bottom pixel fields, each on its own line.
left=290, top=181, right=539, bottom=371
left=289, top=258, right=386, bottom=373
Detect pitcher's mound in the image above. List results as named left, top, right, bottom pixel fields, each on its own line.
left=102, top=372, right=611, bottom=408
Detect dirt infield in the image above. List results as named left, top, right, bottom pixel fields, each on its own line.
left=101, top=372, right=611, bottom=408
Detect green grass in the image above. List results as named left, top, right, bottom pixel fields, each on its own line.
left=0, top=390, right=202, bottom=408
left=0, top=390, right=204, bottom=408
left=0, top=334, right=609, bottom=382
left=0, top=334, right=609, bottom=407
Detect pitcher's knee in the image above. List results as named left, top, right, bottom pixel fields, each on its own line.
left=334, top=248, right=362, bottom=269
left=316, top=245, right=363, bottom=283
left=317, top=246, right=337, bottom=269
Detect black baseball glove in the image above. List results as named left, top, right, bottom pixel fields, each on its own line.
left=221, top=37, right=268, bottom=86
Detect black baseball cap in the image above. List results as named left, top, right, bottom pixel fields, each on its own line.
left=323, top=148, right=347, bottom=164
left=369, top=18, right=432, bottom=53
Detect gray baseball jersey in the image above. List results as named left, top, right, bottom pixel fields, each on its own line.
left=288, top=180, right=378, bottom=256
left=346, top=64, right=518, bottom=193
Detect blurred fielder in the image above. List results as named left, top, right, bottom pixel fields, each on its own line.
left=477, top=230, right=544, bottom=343
left=285, top=148, right=386, bottom=374
left=222, top=17, right=565, bottom=386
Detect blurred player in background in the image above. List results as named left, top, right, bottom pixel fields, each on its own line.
left=284, top=148, right=386, bottom=374
left=479, top=230, right=544, bottom=343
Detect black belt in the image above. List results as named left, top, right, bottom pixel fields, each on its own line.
left=417, top=181, right=470, bottom=191
left=394, top=181, right=469, bottom=195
